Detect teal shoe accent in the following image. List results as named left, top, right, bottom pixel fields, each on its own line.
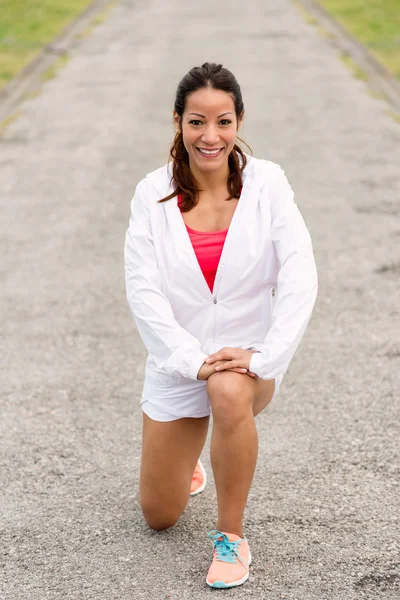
left=208, top=580, right=230, bottom=588
left=207, top=530, right=246, bottom=567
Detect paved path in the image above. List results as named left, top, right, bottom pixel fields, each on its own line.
left=1, top=1, right=399, bottom=598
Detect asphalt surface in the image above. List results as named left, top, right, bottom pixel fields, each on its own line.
left=1, top=1, right=399, bottom=598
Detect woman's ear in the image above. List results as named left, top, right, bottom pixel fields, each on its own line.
left=173, top=111, right=181, bottom=133
left=237, top=110, right=244, bottom=132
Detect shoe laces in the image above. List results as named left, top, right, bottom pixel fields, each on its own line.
left=208, top=530, right=245, bottom=566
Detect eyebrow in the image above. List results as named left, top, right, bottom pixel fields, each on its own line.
left=187, top=112, right=233, bottom=118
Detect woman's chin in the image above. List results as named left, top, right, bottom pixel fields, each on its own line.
left=191, top=152, right=228, bottom=172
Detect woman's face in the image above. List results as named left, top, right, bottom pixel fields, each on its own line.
left=176, top=87, right=243, bottom=176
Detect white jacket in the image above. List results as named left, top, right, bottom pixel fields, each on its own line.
left=124, top=154, right=318, bottom=382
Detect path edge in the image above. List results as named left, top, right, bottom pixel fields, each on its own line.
left=0, top=0, right=117, bottom=123
left=296, top=0, right=400, bottom=112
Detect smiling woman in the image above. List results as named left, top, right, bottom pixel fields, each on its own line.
left=158, top=63, right=250, bottom=214
left=182, top=90, right=239, bottom=169
left=124, top=62, right=318, bottom=589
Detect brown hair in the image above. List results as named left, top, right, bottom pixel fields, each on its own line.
left=158, top=62, right=252, bottom=211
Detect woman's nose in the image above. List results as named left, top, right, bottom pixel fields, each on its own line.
left=201, top=125, right=219, bottom=144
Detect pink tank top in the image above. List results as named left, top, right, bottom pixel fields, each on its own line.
left=178, top=194, right=228, bottom=293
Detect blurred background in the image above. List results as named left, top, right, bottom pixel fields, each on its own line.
left=1, top=1, right=399, bottom=92
left=1, top=2, right=399, bottom=600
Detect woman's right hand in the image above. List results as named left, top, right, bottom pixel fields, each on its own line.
left=197, top=360, right=259, bottom=381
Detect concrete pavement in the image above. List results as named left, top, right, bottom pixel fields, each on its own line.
left=1, top=0, right=399, bottom=598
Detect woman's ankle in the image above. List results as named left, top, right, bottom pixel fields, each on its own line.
left=215, top=524, right=244, bottom=539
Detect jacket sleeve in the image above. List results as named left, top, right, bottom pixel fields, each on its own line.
left=124, top=178, right=208, bottom=380
left=248, top=167, right=318, bottom=380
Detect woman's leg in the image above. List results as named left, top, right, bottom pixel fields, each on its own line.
left=140, top=413, right=209, bottom=531
left=252, top=376, right=276, bottom=417
left=206, top=372, right=275, bottom=537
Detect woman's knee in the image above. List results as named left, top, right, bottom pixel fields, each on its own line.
left=140, top=497, right=185, bottom=531
left=206, top=372, right=254, bottom=429
left=139, top=413, right=208, bottom=530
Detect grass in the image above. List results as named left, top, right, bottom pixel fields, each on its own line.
left=0, top=109, right=23, bottom=134
left=41, top=53, right=70, bottom=81
left=340, top=51, right=368, bottom=81
left=294, top=0, right=337, bottom=39
left=386, top=109, right=400, bottom=125
left=294, top=0, right=319, bottom=26
left=0, top=0, right=94, bottom=91
left=74, top=0, right=119, bottom=40
left=317, top=0, right=400, bottom=79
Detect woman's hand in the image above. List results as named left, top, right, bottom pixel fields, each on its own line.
left=197, top=358, right=258, bottom=381
left=197, top=349, right=260, bottom=381
left=204, top=347, right=259, bottom=373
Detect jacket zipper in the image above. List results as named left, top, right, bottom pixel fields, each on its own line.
left=213, top=293, right=218, bottom=343
left=270, top=286, right=276, bottom=322
left=212, top=256, right=224, bottom=345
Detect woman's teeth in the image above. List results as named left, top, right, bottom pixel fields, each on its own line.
left=197, top=148, right=222, bottom=155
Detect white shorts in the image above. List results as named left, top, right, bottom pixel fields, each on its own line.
left=141, top=372, right=284, bottom=422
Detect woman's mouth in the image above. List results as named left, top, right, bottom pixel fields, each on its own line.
left=196, top=147, right=224, bottom=158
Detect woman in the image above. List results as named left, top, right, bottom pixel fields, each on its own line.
left=124, top=62, right=318, bottom=589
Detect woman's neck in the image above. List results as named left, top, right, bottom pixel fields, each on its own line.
left=189, top=159, right=230, bottom=194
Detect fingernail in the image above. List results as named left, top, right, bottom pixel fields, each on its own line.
left=215, top=366, right=220, bottom=370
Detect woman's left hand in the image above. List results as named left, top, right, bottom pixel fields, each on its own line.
left=205, top=347, right=258, bottom=372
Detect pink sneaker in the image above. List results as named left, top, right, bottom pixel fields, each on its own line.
left=189, top=460, right=207, bottom=496
left=206, top=530, right=251, bottom=588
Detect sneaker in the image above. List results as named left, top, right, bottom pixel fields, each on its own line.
left=206, top=530, right=251, bottom=588
left=189, top=459, right=207, bottom=496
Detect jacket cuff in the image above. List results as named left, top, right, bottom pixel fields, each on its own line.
left=248, top=351, right=263, bottom=377
left=189, top=352, right=209, bottom=380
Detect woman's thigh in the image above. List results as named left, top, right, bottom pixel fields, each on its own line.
left=252, top=376, right=276, bottom=416
left=140, top=412, right=209, bottom=530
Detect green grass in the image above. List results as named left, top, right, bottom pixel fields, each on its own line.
left=0, top=109, right=23, bottom=133
left=317, top=0, right=400, bottom=79
left=0, top=0, right=94, bottom=90
left=386, top=109, right=400, bottom=125
left=41, top=53, right=70, bottom=81
left=340, top=51, right=368, bottom=81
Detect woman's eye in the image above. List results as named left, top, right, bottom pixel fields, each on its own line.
left=220, top=119, right=232, bottom=126
left=189, top=120, right=202, bottom=126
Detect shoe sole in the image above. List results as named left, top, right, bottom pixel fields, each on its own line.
left=189, top=459, right=207, bottom=496
left=206, top=549, right=252, bottom=588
